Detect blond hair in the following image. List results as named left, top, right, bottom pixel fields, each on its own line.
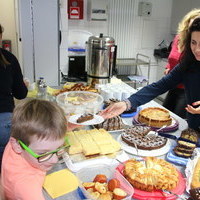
left=178, top=8, right=200, bottom=52
left=11, top=99, right=67, bottom=145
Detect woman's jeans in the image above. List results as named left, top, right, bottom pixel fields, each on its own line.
left=0, top=112, right=12, bottom=169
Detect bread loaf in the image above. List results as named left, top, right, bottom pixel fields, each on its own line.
left=191, top=159, right=200, bottom=189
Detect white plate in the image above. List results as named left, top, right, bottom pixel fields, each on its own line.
left=117, top=135, right=171, bottom=157
left=68, top=114, right=104, bottom=125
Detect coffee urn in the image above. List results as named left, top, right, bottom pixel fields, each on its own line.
left=86, top=33, right=117, bottom=85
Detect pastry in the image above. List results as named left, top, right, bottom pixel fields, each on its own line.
left=189, top=187, right=200, bottom=200
left=191, top=159, right=200, bottom=189
left=65, top=92, right=98, bottom=106
left=123, top=157, right=179, bottom=192
left=138, top=107, right=172, bottom=128
left=180, top=128, right=198, bottom=143
left=95, top=116, right=124, bottom=131
left=77, top=114, right=94, bottom=123
left=66, top=129, right=121, bottom=156
left=121, top=125, right=167, bottom=150
left=173, top=128, right=198, bottom=158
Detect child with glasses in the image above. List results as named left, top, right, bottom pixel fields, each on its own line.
left=1, top=99, right=69, bottom=200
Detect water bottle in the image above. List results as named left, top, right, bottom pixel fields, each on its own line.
left=37, top=77, right=47, bottom=99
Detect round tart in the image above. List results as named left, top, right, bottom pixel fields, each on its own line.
left=123, top=157, right=179, bottom=192
left=138, top=107, right=172, bottom=128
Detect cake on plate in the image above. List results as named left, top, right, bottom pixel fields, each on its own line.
left=121, top=125, right=167, bottom=150
left=123, top=157, right=179, bottom=192
left=138, top=107, right=172, bottom=128
left=95, top=116, right=124, bottom=131
left=77, top=114, right=94, bottom=123
left=173, top=128, right=198, bottom=158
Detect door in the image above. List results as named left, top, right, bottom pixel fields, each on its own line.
left=16, top=0, right=60, bottom=86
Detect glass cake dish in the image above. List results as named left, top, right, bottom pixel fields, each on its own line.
left=56, top=91, right=104, bottom=115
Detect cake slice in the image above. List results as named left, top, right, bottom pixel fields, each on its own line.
left=77, top=113, right=94, bottom=123
left=180, top=128, right=198, bottom=143
left=66, top=132, right=83, bottom=155
left=189, top=188, right=200, bottom=200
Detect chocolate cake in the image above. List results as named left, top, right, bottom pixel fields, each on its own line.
left=173, top=128, right=198, bottom=158
left=95, top=116, right=123, bottom=131
left=189, top=188, right=200, bottom=200
left=77, top=114, right=94, bottom=123
left=180, top=128, right=198, bottom=143
left=121, top=125, right=167, bottom=150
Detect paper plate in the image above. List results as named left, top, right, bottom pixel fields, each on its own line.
left=117, top=135, right=171, bottom=157
left=68, top=114, right=104, bottom=125
left=116, top=163, right=186, bottom=200
left=132, top=115, right=179, bottom=133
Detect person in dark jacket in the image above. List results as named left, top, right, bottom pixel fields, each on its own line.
left=163, top=9, right=200, bottom=119
left=0, top=24, right=28, bottom=167
left=100, top=17, right=200, bottom=133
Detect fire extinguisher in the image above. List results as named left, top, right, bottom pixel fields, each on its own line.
left=2, top=40, right=12, bottom=52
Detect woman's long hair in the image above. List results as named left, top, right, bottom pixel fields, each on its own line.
left=0, top=24, right=10, bottom=67
left=178, top=8, right=200, bottom=52
left=180, top=17, right=200, bottom=71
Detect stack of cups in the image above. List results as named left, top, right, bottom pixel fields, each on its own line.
left=97, top=83, right=133, bottom=101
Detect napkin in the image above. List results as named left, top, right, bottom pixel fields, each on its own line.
left=43, top=169, right=78, bottom=199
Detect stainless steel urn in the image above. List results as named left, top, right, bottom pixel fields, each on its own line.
left=86, top=33, right=117, bottom=85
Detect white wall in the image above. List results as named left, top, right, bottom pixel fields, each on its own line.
left=0, top=0, right=18, bottom=57
left=67, top=0, right=173, bottom=83
left=68, top=0, right=173, bottom=63
left=0, top=0, right=174, bottom=84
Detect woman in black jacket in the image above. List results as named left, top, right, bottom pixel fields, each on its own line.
left=0, top=24, right=28, bottom=167
left=101, top=17, right=200, bottom=132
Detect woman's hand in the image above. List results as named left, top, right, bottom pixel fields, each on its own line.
left=164, top=68, right=170, bottom=75
left=99, top=101, right=127, bottom=119
left=185, top=101, right=200, bottom=114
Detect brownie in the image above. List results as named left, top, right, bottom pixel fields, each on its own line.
left=77, top=114, right=94, bottom=123
left=189, top=187, right=200, bottom=200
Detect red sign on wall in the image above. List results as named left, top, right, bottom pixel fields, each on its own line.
left=68, top=0, right=83, bottom=20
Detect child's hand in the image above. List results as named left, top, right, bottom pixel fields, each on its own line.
left=185, top=101, right=200, bottom=114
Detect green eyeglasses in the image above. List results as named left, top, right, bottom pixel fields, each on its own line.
left=18, top=137, right=70, bottom=163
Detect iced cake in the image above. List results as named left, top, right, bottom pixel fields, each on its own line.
left=121, top=125, right=167, bottom=150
